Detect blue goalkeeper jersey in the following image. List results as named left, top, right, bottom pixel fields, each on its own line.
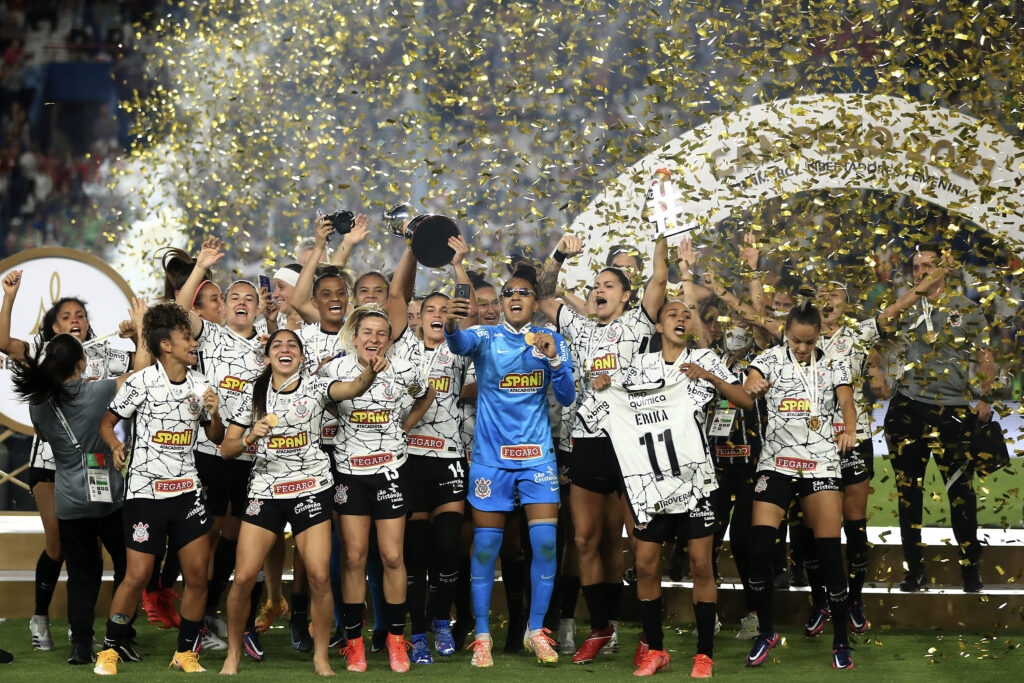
left=445, top=322, right=575, bottom=470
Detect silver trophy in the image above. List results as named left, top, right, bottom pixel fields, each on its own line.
left=382, top=204, right=460, bottom=268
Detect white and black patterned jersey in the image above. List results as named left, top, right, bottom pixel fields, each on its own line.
left=30, top=341, right=132, bottom=471
left=298, top=321, right=346, bottom=445
left=459, top=361, right=477, bottom=461
left=818, top=318, right=879, bottom=440
left=195, top=319, right=266, bottom=461
left=557, top=304, right=654, bottom=440
left=389, top=326, right=468, bottom=458
left=749, top=345, right=852, bottom=479
left=229, top=376, right=336, bottom=498
left=578, top=350, right=734, bottom=524
left=109, top=363, right=211, bottom=500
left=324, top=355, right=427, bottom=475
left=703, top=345, right=766, bottom=468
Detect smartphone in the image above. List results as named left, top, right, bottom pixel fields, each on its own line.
left=258, top=275, right=272, bottom=293
left=454, top=283, right=471, bottom=300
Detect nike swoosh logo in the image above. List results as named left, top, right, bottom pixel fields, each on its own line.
left=497, top=348, right=510, bottom=354
left=540, top=573, right=555, bottom=580
left=199, top=518, right=208, bottom=525
left=704, top=521, right=714, bottom=527
left=549, top=486, right=559, bottom=492
left=392, top=504, right=402, bottom=509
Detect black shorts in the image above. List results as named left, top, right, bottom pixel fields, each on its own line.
left=633, top=497, right=716, bottom=544
left=568, top=437, right=623, bottom=495
left=333, top=467, right=407, bottom=519
left=840, top=439, right=874, bottom=486
left=752, top=470, right=841, bottom=508
left=28, top=466, right=56, bottom=488
left=122, top=491, right=212, bottom=556
left=556, top=449, right=572, bottom=493
left=241, top=489, right=333, bottom=535
left=404, top=457, right=467, bottom=513
left=195, top=450, right=253, bottom=518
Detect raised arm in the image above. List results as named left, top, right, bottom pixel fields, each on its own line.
left=175, top=237, right=225, bottom=337
left=330, top=213, right=370, bottom=268
left=537, top=234, right=583, bottom=323
left=388, top=245, right=417, bottom=340
left=876, top=249, right=956, bottom=330
left=679, top=361, right=755, bottom=410
left=444, top=296, right=483, bottom=356
left=676, top=237, right=705, bottom=342
left=449, top=235, right=478, bottom=330
left=290, top=216, right=333, bottom=324
left=329, top=355, right=387, bottom=400
left=128, top=297, right=151, bottom=376
left=641, top=236, right=668, bottom=319
left=0, top=270, right=29, bottom=362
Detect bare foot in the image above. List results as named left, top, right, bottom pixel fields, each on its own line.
left=220, top=651, right=240, bottom=675
left=314, top=659, right=336, bottom=677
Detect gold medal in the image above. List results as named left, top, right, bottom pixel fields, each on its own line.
left=524, top=332, right=536, bottom=345
left=808, top=416, right=821, bottom=430
left=924, top=331, right=938, bottom=344
left=265, top=414, right=279, bottom=428
left=408, top=383, right=422, bottom=396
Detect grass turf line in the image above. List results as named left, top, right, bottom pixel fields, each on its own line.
left=0, top=617, right=1020, bottom=681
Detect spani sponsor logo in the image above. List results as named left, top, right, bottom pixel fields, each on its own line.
left=267, top=432, right=309, bottom=450
left=350, top=409, right=391, bottom=424
left=499, top=370, right=544, bottom=393
left=429, top=376, right=451, bottom=393
left=219, top=376, right=248, bottom=392
left=779, top=398, right=811, bottom=412
left=152, top=430, right=193, bottom=446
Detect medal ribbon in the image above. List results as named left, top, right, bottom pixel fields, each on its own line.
left=787, top=348, right=819, bottom=422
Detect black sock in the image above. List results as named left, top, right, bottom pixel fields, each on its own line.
left=817, top=537, right=849, bottom=647
left=177, top=618, right=203, bottom=653
left=843, top=519, right=868, bottom=601
left=604, top=582, right=623, bottom=623
left=581, top=583, right=608, bottom=631
left=501, top=551, right=526, bottom=626
left=431, top=512, right=462, bottom=622
left=246, top=576, right=264, bottom=633
left=748, top=525, right=777, bottom=635
left=453, top=556, right=472, bottom=626
left=343, top=602, right=363, bottom=641
left=291, top=591, right=310, bottom=618
left=637, top=598, right=663, bottom=651
left=385, top=602, right=406, bottom=636
left=160, top=548, right=181, bottom=590
left=694, top=601, right=716, bottom=657
left=404, top=519, right=429, bottom=634
left=104, top=617, right=132, bottom=646
left=206, top=538, right=237, bottom=612
left=34, top=551, right=62, bottom=616
left=793, top=525, right=826, bottom=606
left=560, top=575, right=580, bottom=619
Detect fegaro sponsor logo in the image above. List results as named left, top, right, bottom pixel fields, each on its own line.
left=779, top=398, right=811, bottom=413
left=408, top=435, right=445, bottom=450
left=500, top=444, right=543, bottom=460
left=153, top=478, right=195, bottom=493
left=350, top=409, right=391, bottom=424
left=152, top=430, right=193, bottom=446
left=774, top=456, right=816, bottom=471
left=322, top=424, right=338, bottom=438
left=429, top=376, right=451, bottom=393
left=590, top=353, right=617, bottom=372
left=274, top=477, right=317, bottom=496
left=350, top=452, right=394, bottom=468
left=715, top=445, right=750, bottom=457
left=219, top=376, right=248, bottom=392
left=267, top=432, right=309, bottom=450
left=499, top=370, right=544, bottom=392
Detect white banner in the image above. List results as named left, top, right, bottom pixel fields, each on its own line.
left=564, top=93, right=1024, bottom=290
left=0, top=248, right=136, bottom=434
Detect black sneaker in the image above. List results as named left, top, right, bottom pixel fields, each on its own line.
left=789, top=564, right=809, bottom=588
left=370, top=629, right=387, bottom=653
left=773, top=570, right=791, bottom=590
left=68, top=641, right=95, bottom=665
left=899, top=565, right=928, bottom=592
left=961, top=563, right=984, bottom=593
left=289, top=614, right=313, bottom=653
left=329, top=628, right=347, bottom=650
left=104, top=638, right=141, bottom=663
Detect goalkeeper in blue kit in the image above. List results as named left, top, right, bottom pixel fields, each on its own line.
left=444, top=265, right=575, bottom=667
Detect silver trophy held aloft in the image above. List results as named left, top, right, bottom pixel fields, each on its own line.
left=382, top=204, right=460, bottom=268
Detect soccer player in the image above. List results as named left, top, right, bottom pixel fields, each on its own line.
left=94, top=303, right=225, bottom=674
left=742, top=301, right=858, bottom=670
left=0, top=270, right=134, bottom=652
left=10, top=296, right=146, bottom=666
left=883, top=244, right=993, bottom=592
left=175, top=238, right=268, bottom=651
left=387, top=238, right=475, bottom=662
left=327, top=305, right=434, bottom=673
left=444, top=265, right=576, bottom=667
left=218, top=328, right=385, bottom=675
left=586, top=299, right=754, bottom=678
left=536, top=233, right=668, bottom=664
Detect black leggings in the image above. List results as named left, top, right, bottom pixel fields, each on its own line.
left=711, top=465, right=753, bottom=607
left=59, top=509, right=127, bottom=645
left=884, top=392, right=979, bottom=565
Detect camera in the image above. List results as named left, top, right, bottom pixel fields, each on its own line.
left=323, top=210, right=355, bottom=236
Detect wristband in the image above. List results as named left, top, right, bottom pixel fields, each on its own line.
left=553, top=249, right=567, bottom=263
left=548, top=355, right=562, bottom=369
left=242, top=435, right=251, bottom=448
left=980, top=394, right=993, bottom=403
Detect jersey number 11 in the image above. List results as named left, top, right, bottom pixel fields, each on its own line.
left=639, top=429, right=682, bottom=481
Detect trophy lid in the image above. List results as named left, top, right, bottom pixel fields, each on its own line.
left=408, top=215, right=460, bottom=268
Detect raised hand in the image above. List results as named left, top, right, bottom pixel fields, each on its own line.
left=315, top=214, right=334, bottom=247
left=740, top=232, right=760, bottom=271
left=532, top=331, right=558, bottom=359
left=343, top=214, right=371, bottom=246
left=195, top=237, right=225, bottom=271
left=2, top=270, right=23, bottom=298
left=446, top=296, right=470, bottom=326
left=248, top=419, right=272, bottom=441
left=369, top=354, right=389, bottom=374
left=449, top=235, right=470, bottom=266
left=556, top=234, right=584, bottom=257
left=678, top=235, right=697, bottom=270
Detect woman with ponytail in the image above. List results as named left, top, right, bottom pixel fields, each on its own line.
left=11, top=297, right=147, bottom=666
left=0, top=270, right=135, bottom=652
